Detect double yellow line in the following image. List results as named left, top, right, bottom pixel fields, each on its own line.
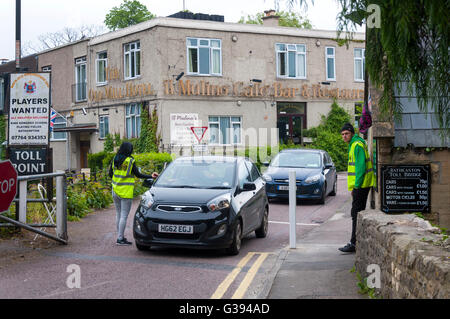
left=211, top=252, right=269, bottom=299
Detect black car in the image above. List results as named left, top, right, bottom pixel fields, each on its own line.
left=262, top=149, right=337, bottom=204
left=133, top=156, right=269, bottom=255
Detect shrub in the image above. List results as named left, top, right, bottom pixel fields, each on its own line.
left=103, top=134, right=114, bottom=152
left=304, top=100, right=351, bottom=171
left=66, top=185, right=90, bottom=219
left=88, top=151, right=111, bottom=171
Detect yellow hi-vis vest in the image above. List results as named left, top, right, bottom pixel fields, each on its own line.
left=347, top=141, right=376, bottom=191
left=112, top=157, right=135, bottom=199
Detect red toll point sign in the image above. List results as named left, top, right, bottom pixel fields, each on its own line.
left=0, top=161, right=18, bottom=212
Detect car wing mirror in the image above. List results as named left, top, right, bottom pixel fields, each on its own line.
left=142, top=179, right=154, bottom=188
left=262, top=161, right=270, bottom=167
left=242, top=182, right=256, bottom=191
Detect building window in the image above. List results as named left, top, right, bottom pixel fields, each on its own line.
left=96, top=52, right=108, bottom=85
left=99, top=115, right=109, bottom=139
left=42, top=65, right=52, bottom=72
left=51, top=116, right=67, bottom=141
left=75, top=56, right=87, bottom=102
left=325, top=47, right=336, bottom=81
left=125, top=104, right=141, bottom=138
left=124, top=41, right=141, bottom=80
left=187, top=38, right=222, bottom=76
left=354, top=48, right=365, bottom=82
left=276, top=43, right=307, bottom=79
left=209, top=116, right=241, bottom=145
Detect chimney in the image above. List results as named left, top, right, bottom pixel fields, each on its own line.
left=262, top=9, right=280, bottom=27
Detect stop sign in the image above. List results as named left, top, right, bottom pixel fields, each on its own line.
left=0, top=161, right=18, bottom=212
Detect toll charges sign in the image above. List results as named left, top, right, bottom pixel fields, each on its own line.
left=9, top=148, right=47, bottom=176
left=381, top=165, right=431, bottom=213
left=8, top=73, right=50, bottom=146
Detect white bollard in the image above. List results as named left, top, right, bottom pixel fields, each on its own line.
left=56, top=171, right=67, bottom=241
left=19, top=180, right=27, bottom=223
left=289, top=170, right=297, bottom=249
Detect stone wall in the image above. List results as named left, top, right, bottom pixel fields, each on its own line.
left=356, top=210, right=450, bottom=299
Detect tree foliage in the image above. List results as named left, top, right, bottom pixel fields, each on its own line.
left=135, top=105, right=160, bottom=153
left=238, top=11, right=312, bottom=29
left=303, top=100, right=352, bottom=171
left=104, top=0, right=155, bottom=31
left=285, top=0, right=449, bottom=134
left=22, top=25, right=105, bottom=55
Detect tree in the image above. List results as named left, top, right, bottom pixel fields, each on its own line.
left=238, top=11, right=312, bottom=29
left=284, top=0, right=449, bottom=134
left=104, top=0, right=155, bottom=31
left=22, top=25, right=105, bottom=55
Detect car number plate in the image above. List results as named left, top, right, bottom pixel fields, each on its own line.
left=277, top=185, right=290, bottom=191
left=158, top=224, right=194, bottom=234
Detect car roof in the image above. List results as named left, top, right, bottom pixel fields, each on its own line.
left=174, top=156, right=242, bottom=163
left=280, top=148, right=324, bottom=153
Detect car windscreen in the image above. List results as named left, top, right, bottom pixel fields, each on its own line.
left=271, top=152, right=321, bottom=168
left=155, top=160, right=236, bottom=189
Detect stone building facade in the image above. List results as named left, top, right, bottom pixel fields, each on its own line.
left=6, top=14, right=365, bottom=172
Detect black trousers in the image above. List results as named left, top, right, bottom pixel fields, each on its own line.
left=350, top=187, right=371, bottom=245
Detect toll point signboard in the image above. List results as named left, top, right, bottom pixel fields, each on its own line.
left=9, top=148, right=48, bottom=176
left=381, top=165, right=431, bottom=213
left=8, top=73, right=50, bottom=146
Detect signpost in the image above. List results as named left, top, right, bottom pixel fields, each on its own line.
left=381, top=165, right=431, bottom=213
left=0, top=161, right=18, bottom=213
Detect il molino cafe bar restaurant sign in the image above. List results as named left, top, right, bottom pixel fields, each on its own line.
left=88, top=79, right=364, bottom=103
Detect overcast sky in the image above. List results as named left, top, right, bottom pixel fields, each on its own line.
left=0, top=0, right=360, bottom=61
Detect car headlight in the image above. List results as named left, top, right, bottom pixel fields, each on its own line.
left=262, top=174, right=273, bottom=182
left=304, top=174, right=321, bottom=184
left=140, top=191, right=154, bottom=209
left=207, top=194, right=231, bottom=212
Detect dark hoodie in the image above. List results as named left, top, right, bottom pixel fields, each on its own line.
left=109, top=142, right=152, bottom=179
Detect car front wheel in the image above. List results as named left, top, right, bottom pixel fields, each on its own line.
left=136, top=243, right=150, bottom=251
left=255, top=207, right=269, bottom=238
left=227, top=221, right=242, bottom=256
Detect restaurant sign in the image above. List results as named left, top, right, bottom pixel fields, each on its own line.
left=164, top=79, right=364, bottom=100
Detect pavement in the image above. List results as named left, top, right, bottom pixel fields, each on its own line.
left=267, top=197, right=366, bottom=299
left=0, top=174, right=365, bottom=299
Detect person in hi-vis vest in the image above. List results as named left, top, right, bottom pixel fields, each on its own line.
left=109, top=142, right=158, bottom=246
left=339, top=123, right=376, bottom=253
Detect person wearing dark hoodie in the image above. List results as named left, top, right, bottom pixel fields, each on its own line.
left=339, top=123, right=376, bottom=253
left=109, top=142, right=157, bottom=245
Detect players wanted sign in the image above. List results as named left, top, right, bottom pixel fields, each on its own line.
left=8, top=73, right=51, bottom=146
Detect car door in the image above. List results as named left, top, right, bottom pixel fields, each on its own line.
left=234, top=161, right=254, bottom=235
left=246, top=160, right=266, bottom=231
left=323, top=152, right=336, bottom=194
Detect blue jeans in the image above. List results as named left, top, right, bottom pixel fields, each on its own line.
left=112, top=191, right=133, bottom=240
